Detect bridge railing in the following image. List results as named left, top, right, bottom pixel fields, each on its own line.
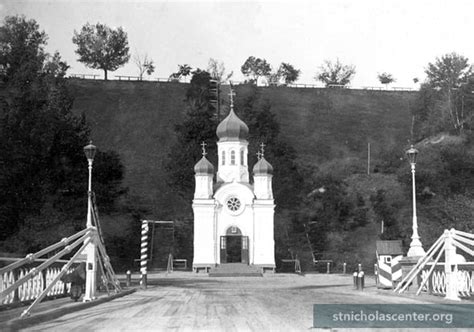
left=0, top=258, right=80, bottom=306
left=395, top=228, right=474, bottom=301
left=420, top=263, right=474, bottom=297
left=0, top=228, right=93, bottom=316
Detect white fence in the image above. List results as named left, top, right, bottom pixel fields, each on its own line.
left=0, top=259, right=76, bottom=305
left=420, top=263, right=474, bottom=298
left=67, top=74, right=416, bottom=91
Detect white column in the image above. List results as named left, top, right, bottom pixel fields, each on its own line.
left=407, top=162, right=425, bottom=257
left=444, top=229, right=460, bottom=301
left=84, top=160, right=97, bottom=302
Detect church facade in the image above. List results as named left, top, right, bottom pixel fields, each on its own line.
left=192, top=97, right=275, bottom=272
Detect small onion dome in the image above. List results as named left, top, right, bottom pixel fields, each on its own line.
left=216, top=109, right=249, bottom=141
left=253, top=157, right=273, bottom=175
left=194, top=156, right=214, bottom=175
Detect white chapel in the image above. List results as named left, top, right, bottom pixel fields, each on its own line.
left=192, top=92, right=275, bottom=272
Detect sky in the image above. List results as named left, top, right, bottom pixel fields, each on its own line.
left=1, top=0, right=474, bottom=88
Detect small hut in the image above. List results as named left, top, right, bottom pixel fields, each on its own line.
left=376, top=240, right=403, bottom=289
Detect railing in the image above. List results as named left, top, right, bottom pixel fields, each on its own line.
left=116, top=75, right=141, bottom=81
left=420, top=263, right=474, bottom=297
left=0, top=259, right=79, bottom=306
left=0, top=224, right=121, bottom=318
left=396, top=228, right=474, bottom=301
left=0, top=229, right=90, bottom=312
left=69, top=73, right=100, bottom=80
left=70, top=74, right=176, bottom=83
left=67, top=74, right=416, bottom=91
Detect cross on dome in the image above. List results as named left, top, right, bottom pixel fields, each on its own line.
left=260, top=142, right=266, bottom=157
left=201, top=141, right=207, bottom=156
left=256, top=151, right=262, bottom=160
left=228, top=84, right=236, bottom=110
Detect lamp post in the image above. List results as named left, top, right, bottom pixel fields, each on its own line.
left=83, top=141, right=97, bottom=301
left=406, top=145, right=425, bottom=257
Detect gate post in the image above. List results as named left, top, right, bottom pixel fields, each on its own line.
left=445, top=229, right=460, bottom=301
left=140, top=220, right=149, bottom=289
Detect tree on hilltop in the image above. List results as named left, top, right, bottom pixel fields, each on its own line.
left=425, top=52, right=472, bottom=90
left=134, top=53, right=155, bottom=80
left=278, top=62, right=300, bottom=85
left=414, top=53, right=474, bottom=136
left=72, top=22, right=130, bottom=80
left=265, top=62, right=301, bottom=86
left=169, top=64, right=192, bottom=82
left=378, top=72, right=396, bottom=87
left=316, top=59, right=356, bottom=87
left=207, top=58, right=233, bottom=83
left=241, top=56, right=271, bottom=85
left=178, top=64, right=192, bottom=82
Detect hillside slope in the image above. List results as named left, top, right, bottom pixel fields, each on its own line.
left=69, top=80, right=417, bottom=218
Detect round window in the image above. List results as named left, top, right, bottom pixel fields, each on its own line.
left=226, top=197, right=241, bottom=212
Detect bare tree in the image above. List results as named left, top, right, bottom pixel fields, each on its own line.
left=134, top=53, right=155, bottom=80
left=207, top=58, right=233, bottom=83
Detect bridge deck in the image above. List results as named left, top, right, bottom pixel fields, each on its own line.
left=12, top=272, right=453, bottom=331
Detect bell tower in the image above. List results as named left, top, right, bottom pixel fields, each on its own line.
left=216, top=89, right=249, bottom=183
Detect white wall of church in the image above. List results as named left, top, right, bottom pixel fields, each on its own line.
left=214, top=182, right=255, bottom=263
left=192, top=200, right=216, bottom=266
left=253, top=201, right=275, bottom=266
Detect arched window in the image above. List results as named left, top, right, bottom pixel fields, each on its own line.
left=230, top=150, right=236, bottom=165
left=222, top=151, right=226, bottom=165
left=240, top=149, right=244, bottom=165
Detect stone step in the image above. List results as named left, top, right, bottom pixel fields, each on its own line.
left=209, top=263, right=263, bottom=277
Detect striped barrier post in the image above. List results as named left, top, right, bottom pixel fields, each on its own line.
left=377, top=255, right=403, bottom=289
left=140, top=220, right=149, bottom=289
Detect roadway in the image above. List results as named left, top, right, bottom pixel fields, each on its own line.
left=15, top=272, right=467, bottom=331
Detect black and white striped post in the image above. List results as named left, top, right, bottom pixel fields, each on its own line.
left=140, top=220, right=149, bottom=289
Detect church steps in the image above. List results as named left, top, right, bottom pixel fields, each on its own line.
left=208, top=263, right=263, bottom=277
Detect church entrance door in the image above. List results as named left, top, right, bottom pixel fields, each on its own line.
left=220, top=226, right=249, bottom=264
left=226, top=236, right=241, bottom=263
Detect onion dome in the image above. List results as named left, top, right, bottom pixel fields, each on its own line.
left=216, top=109, right=249, bottom=141
left=194, top=156, right=214, bottom=175
left=253, top=157, right=273, bottom=175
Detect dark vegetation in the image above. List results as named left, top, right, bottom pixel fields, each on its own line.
left=0, top=16, right=137, bottom=270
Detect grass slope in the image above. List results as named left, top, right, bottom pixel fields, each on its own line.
left=69, top=80, right=417, bottom=219
left=70, top=79, right=188, bottom=218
